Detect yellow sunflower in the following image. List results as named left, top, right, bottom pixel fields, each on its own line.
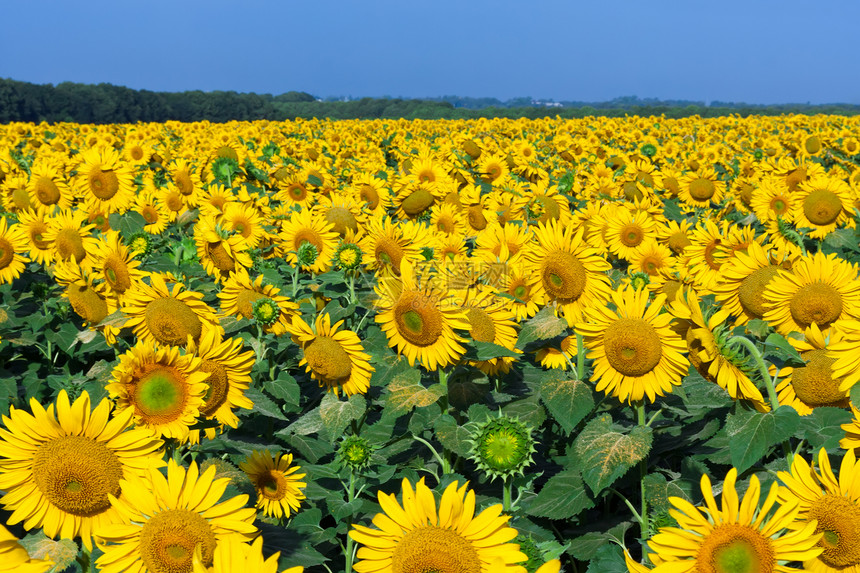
left=28, top=158, right=72, bottom=213
left=222, top=202, right=266, bottom=248
left=359, top=216, right=430, bottom=277
left=375, top=259, right=471, bottom=371
left=350, top=172, right=391, bottom=218
left=96, top=459, right=258, bottom=573
left=460, top=286, right=520, bottom=375
left=194, top=216, right=253, bottom=283
left=627, top=468, right=821, bottom=573
left=576, top=287, right=688, bottom=404
left=90, top=230, right=148, bottom=302
left=497, top=264, right=540, bottom=322
left=189, top=329, right=255, bottom=432
left=605, top=209, right=659, bottom=262
left=751, top=175, right=795, bottom=226
left=677, top=165, right=725, bottom=208
left=0, top=390, right=164, bottom=550
left=134, top=190, right=171, bottom=235
left=53, top=262, right=121, bottom=344
left=169, top=158, right=203, bottom=207
left=192, top=536, right=304, bottom=573
left=535, top=334, right=576, bottom=371
left=218, top=267, right=298, bottom=336
left=15, top=209, right=54, bottom=265
left=792, top=176, right=856, bottom=239
left=762, top=251, right=860, bottom=336
left=473, top=222, right=532, bottom=267
left=312, top=192, right=365, bottom=238
left=238, top=450, right=307, bottom=519
left=43, top=209, right=98, bottom=269
left=107, top=342, right=211, bottom=440
left=681, top=219, right=730, bottom=294
left=123, top=273, right=224, bottom=348
left=0, top=525, right=53, bottom=573
left=288, top=313, right=374, bottom=396
left=349, top=477, right=527, bottom=573
left=0, top=216, right=29, bottom=285
left=778, top=447, right=860, bottom=572
left=76, top=147, right=136, bottom=213
left=525, top=219, right=612, bottom=327
left=278, top=208, right=338, bottom=274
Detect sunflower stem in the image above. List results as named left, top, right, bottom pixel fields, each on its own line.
left=412, top=434, right=449, bottom=473
left=575, top=333, right=586, bottom=381
left=76, top=544, right=92, bottom=573
left=348, top=272, right=356, bottom=305
left=291, top=260, right=300, bottom=299
left=728, top=335, right=780, bottom=411
left=344, top=469, right=357, bottom=573
left=609, top=487, right=642, bottom=525
left=502, top=475, right=513, bottom=512
left=636, top=401, right=649, bottom=542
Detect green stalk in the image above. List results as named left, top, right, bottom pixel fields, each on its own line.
left=728, top=336, right=779, bottom=411
left=502, top=475, right=513, bottom=512
left=344, top=470, right=357, bottom=573
left=576, top=333, right=586, bottom=381
left=636, top=401, right=649, bottom=541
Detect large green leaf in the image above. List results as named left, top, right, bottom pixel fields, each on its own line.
left=539, top=371, right=594, bottom=435
left=523, top=467, right=594, bottom=520
left=385, top=368, right=444, bottom=415
left=515, top=306, right=567, bottom=349
left=725, top=405, right=801, bottom=473
left=434, top=414, right=473, bottom=457
left=243, top=386, right=287, bottom=421
left=319, top=393, right=366, bottom=442
left=798, top=407, right=853, bottom=451
left=574, top=415, right=653, bottom=495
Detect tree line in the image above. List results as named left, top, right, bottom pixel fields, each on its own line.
left=1, top=78, right=858, bottom=124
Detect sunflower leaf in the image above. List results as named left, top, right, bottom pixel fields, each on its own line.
left=244, top=386, right=288, bottom=421
left=539, top=370, right=595, bottom=435
left=574, top=415, right=653, bottom=495
left=320, top=393, right=366, bottom=443
left=434, top=414, right=474, bottom=457
left=725, top=405, right=801, bottom=473
left=19, top=532, right=78, bottom=571
left=515, top=306, right=568, bottom=350
left=801, top=407, right=853, bottom=451
left=385, top=368, right=444, bottom=415
left=524, top=467, right=594, bottom=520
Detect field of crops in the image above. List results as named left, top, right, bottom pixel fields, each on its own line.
left=1, top=114, right=860, bottom=573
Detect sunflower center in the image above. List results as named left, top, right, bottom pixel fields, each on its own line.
left=359, top=185, right=380, bottom=209
left=534, top=196, right=560, bottom=222
left=325, top=206, right=358, bottom=236
left=32, top=435, right=123, bottom=516
left=394, top=292, right=444, bottom=347
left=511, top=283, right=529, bottom=301
left=639, top=255, right=661, bottom=276
left=139, top=509, right=217, bottom=573
left=805, top=136, right=822, bottom=154
left=174, top=171, right=193, bottom=196
left=235, top=289, right=265, bottom=319
left=541, top=252, right=586, bottom=302
left=467, top=205, right=488, bottom=231
left=738, top=265, right=780, bottom=318
left=66, top=284, right=109, bottom=324
left=803, top=189, right=842, bottom=226
left=786, top=167, right=806, bottom=191
left=304, top=336, right=353, bottom=383
left=466, top=307, right=496, bottom=343
left=89, top=169, right=120, bottom=200
left=791, top=349, right=846, bottom=407
left=103, top=254, right=132, bottom=293
left=256, top=470, right=287, bottom=500
left=34, top=176, right=61, bottom=205
left=375, top=240, right=404, bottom=272
left=56, top=228, right=86, bottom=263
left=391, top=525, right=481, bottom=573
left=140, top=205, right=159, bottom=224
left=206, top=241, right=235, bottom=273
left=789, top=282, right=843, bottom=330
left=477, top=419, right=530, bottom=474
left=622, top=181, right=643, bottom=202
left=697, top=523, right=775, bottom=573
left=11, top=186, right=30, bottom=209
left=808, top=494, right=860, bottom=567
left=145, top=297, right=203, bottom=346
left=689, top=178, right=716, bottom=201
left=133, top=365, right=188, bottom=424
left=199, top=359, right=229, bottom=417
left=667, top=232, right=691, bottom=254
left=603, top=318, right=662, bottom=377
left=401, top=189, right=435, bottom=216
left=619, top=223, right=644, bottom=247
left=0, top=238, right=13, bottom=270
left=738, top=182, right=755, bottom=207
left=294, top=229, right=323, bottom=252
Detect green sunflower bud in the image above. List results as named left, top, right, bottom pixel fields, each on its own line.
left=127, top=232, right=152, bottom=258
left=469, top=415, right=536, bottom=482
left=334, top=242, right=363, bottom=271
left=338, top=435, right=374, bottom=471
left=252, top=297, right=280, bottom=326
left=296, top=241, right=319, bottom=267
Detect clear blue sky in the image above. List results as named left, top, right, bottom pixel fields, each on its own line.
left=2, top=0, right=859, bottom=105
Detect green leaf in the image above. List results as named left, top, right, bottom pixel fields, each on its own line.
left=502, top=394, right=546, bottom=428
left=266, top=372, right=301, bottom=408
left=307, top=174, right=323, bottom=187
left=320, top=393, right=366, bottom=442
left=798, top=407, right=853, bottom=451
left=523, top=468, right=594, bottom=520
left=466, top=341, right=521, bottom=360
left=574, top=415, right=653, bottom=495
left=515, top=306, right=567, bottom=349
left=725, top=405, right=801, bottom=473
left=585, top=542, right=627, bottom=573
left=243, top=387, right=287, bottom=421
left=744, top=319, right=770, bottom=339
left=385, top=368, right=444, bottom=415
left=763, top=333, right=805, bottom=367
left=643, top=473, right=690, bottom=514
left=851, top=384, right=860, bottom=411
left=434, top=414, right=474, bottom=457
left=539, top=371, right=595, bottom=435
left=19, top=532, right=78, bottom=571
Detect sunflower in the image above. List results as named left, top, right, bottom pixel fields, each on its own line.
left=792, top=176, right=855, bottom=239
left=238, top=450, right=306, bottom=519
left=218, top=267, right=298, bottom=336
left=278, top=208, right=338, bottom=274
left=477, top=152, right=509, bottom=184
left=712, top=241, right=794, bottom=326
left=0, top=525, right=53, bottom=573
left=1, top=173, right=34, bottom=212
left=76, top=147, right=136, bottom=213
left=189, top=329, right=254, bottom=431
left=677, top=165, right=725, bottom=208
left=777, top=447, right=860, bottom=572
left=275, top=174, right=314, bottom=210
left=194, top=216, right=253, bottom=283
left=123, top=273, right=224, bottom=348
left=359, top=216, right=430, bottom=277
left=375, top=259, right=471, bottom=371
left=90, top=230, right=148, bottom=302
left=312, top=192, right=365, bottom=238
left=53, top=263, right=121, bottom=343
left=774, top=324, right=850, bottom=415
left=192, top=536, right=304, bottom=573
left=13, top=209, right=53, bottom=265
left=682, top=219, right=729, bottom=294
left=762, top=251, right=860, bottom=336
left=535, top=334, right=576, bottom=370
left=627, top=238, right=677, bottom=289
left=430, top=202, right=465, bottom=236
left=460, top=287, right=520, bottom=375
left=95, top=459, right=258, bottom=573
left=0, top=390, right=164, bottom=550
left=525, top=219, right=612, bottom=327
left=656, top=219, right=693, bottom=255
left=107, top=342, right=211, bottom=440
left=43, top=209, right=98, bottom=269
left=751, top=175, right=795, bottom=226
left=134, top=191, right=171, bottom=235
left=349, top=477, right=527, bottom=573
left=288, top=313, right=374, bottom=396
left=576, top=287, right=688, bottom=404
left=169, top=158, right=203, bottom=206
left=198, top=182, right=238, bottom=222
left=627, top=468, right=821, bottom=573
left=473, top=222, right=532, bottom=267
left=0, top=217, right=29, bottom=285
left=394, top=179, right=442, bottom=220
left=28, top=158, right=72, bottom=213
left=497, top=264, right=540, bottom=322
left=350, top=172, right=391, bottom=218
left=671, top=290, right=769, bottom=410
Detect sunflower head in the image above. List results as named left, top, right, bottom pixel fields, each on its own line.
left=641, top=143, right=657, bottom=158
left=251, top=297, right=280, bottom=326
left=338, top=435, right=374, bottom=471
left=469, top=415, right=535, bottom=481
left=127, top=232, right=152, bottom=258
left=296, top=241, right=319, bottom=267
left=628, top=271, right=651, bottom=291
left=334, top=242, right=363, bottom=271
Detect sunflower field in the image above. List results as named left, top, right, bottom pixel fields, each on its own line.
left=0, top=114, right=860, bottom=573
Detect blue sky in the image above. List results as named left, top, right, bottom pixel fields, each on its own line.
left=2, top=0, right=859, bottom=104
